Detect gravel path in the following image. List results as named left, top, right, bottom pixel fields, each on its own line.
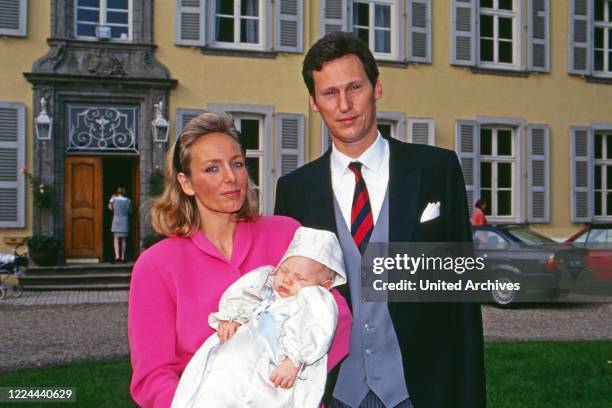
left=0, top=300, right=610, bottom=373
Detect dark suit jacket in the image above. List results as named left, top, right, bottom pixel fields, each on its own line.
left=274, top=137, right=486, bottom=408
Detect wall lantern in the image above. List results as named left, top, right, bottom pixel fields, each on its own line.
left=151, top=101, right=170, bottom=143
left=35, top=97, right=52, bottom=141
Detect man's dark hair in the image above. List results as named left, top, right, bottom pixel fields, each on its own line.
left=302, top=31, right=379, bottom=97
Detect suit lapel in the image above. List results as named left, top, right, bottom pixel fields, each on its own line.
left=388, top=138, right=422, bottom=243
left=304, top=150, right=338, bottom=234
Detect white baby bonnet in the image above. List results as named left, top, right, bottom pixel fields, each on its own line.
left=276, top=227, right=347, bottom=288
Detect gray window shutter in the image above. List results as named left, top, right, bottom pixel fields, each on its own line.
left=407, top=118, right=435, bottom=145
left=528, top=0, right=550, bottom=72
left=455, top=120, right=479, bottom=215
left=407, top=0, right=432, bottom=63
left=0, top=103, right=25, bottom=228
left=175, top=0, right=206, bottom=46
left=451, top=0, right=476, bottom=66
left=569, top=0, right=592, bottom=75
left=0, top=0, right=27, bottom=37
left=175, top=109, right=205, bottom=139
left=527, top=125, right=550, bottom=222
left=275, top=0, right=303, bottom=52
left=277, top=114, right=304, bottom=179
left=320, top=0, right=347, bottom=37
left=321, top=123, right=332, bottom=155
left=570, top=126, right=593, bottom=222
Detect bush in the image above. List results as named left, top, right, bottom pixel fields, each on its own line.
left=142, top=234, right=165, bottom=249
left=26, top=235, right=61, bottom=252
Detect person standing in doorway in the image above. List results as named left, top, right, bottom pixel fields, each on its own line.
left=109, top=187, right=132, bottom=262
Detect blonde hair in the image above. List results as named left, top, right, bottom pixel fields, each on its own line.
left=150, top=111, right=259, bottom=237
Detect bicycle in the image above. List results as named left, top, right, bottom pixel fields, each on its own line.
left=0, top=237, right=28, bottom=300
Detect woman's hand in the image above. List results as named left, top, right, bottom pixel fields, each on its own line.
left=216, top=320, right=240, bottom=343
left=269, top=357, right=300, bottom=388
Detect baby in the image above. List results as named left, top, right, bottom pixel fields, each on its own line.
left=171, top=227, right=347, bottom=408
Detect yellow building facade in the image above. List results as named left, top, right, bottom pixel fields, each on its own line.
left=0, top=0, right=610, bottom=258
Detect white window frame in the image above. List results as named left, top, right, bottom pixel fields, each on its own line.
left=209, top=0, right=267, bottom=51
left=350, top=0, right=401, bottom=61
left=74, top=0, right=133, bottom=42
left=476, top=116, right=526, bottom=223
left=478, top=0, right=521, bottom=70
left=593, top=130, right=612, bottom=220
left=593, top=0, right=612, bottom=75
left=377, top=111, right=406, bottom=141
left=0, top=0, right=28, bottom=37
left=206, top=103, right=274, bottom=214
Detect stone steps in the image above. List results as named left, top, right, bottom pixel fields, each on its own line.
left=19, top=263, right=133, bottom=291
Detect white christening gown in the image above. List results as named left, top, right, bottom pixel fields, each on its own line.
left=171, top=266, right=338, bottom=408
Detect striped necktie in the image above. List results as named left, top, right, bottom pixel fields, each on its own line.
left=348, top=162, right=374, bottom=254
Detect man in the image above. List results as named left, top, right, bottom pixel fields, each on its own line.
left=275, top=32, right=485, bottom=407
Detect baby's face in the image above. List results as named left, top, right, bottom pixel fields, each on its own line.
left=273, top=256, right=333, bottom=297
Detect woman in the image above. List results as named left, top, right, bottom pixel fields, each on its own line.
left=471, top=198, right=488, bottom=226
left=128, top=112, right=351, bottom=408
left=108, top=187, right=132, bottom=262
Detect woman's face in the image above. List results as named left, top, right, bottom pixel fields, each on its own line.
left=177, top=132, right=248, bottom=218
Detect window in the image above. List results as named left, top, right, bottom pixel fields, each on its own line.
left=593, top=132, right=612, bottom=216
left=0, top=0, right=27, bottom=37
left=213, top=0, right=263, bottom=48
left=352, top=0, right=397, bottom=59
left=594, top=0, right=612, bottom=73
left=480, top=128, right=515, bottom=218
left=478, top=0, right=517, bottom=66
left=0, top=102, right=26, bottom=228
left=76, top=0, right=131, bottom=41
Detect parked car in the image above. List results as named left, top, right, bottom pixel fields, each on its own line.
left=472, top=225, right=586, bottom=306
left=565, top=223, right=612, bottom=282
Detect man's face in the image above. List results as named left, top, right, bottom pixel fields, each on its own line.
left=309, top=54, right=382, bottom=152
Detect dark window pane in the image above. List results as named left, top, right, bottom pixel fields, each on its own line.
left=217, top=0, right=234, bottom=15
left=216, top=17, right=234, bottom=42
left=497, top=129, right=512, bottom=155
left=608, top=52, right=612, bottom=72
left=374, top=4, right=390, bottom=28
left=239, top=119, right=259, bottom=150
left=609, top=29, right=612, bottom=48
left=499, top=0, right=513, bottom=11
left=481, top=162, right=492, bottom=188
left=354, top=2, right=369, bottom=26
left=595, top=191, right=602, bottom=216
left=595, top=50, right=604, bottom=71
left=480, top=39, right=494, bottom=62
left=595, top=165, right=603, bottom=189
left=607, top=135, right=612, bottom=159
left=77, top=9, right=99, bottom=23
left=107, top=0, right=128, bottom=10
left=595, top=27, right=604, bottom=49
left=499, top=41, right=513, bottom=63
left=78, top=0, right=100, bottom=7
left=107, top=11, right=128, bottom=24
left=480, top=0, right=493, bottom=8
left=498, top=163, right=512, bottom=188
left=607, top=166, right=612, bottom=190
left=497, top=190, right=512, bottom=215
left=595, top=0, right=605, bottom=21
left=609, top=0, right=612, bottom=21
left=110, top=25, right=128, bottom=39
left=498, top=17, right=513, bottom=40
left=77, top=23, right=96, bottom=37
left=607, top=192, right=612, bottom=215
left=354, top=28, right=369, bottom=45
left=480, top=14, right=493, bottom=37
left=595, top=133, right=603, bottom=159
left=378, top=123, right=392, bottom=139
left=240, top=19, right=258, bottom=43
left=241, top=0, right=258, bottom=16
left=481, top=128, right=492, bottom=155
left=246, top=157, right=260, bottom=187
left=374, top=30, right=390, bottom=53
left=481, top=189, right=492, bottom=215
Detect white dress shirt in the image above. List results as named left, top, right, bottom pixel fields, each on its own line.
left=330, top=133, right=390, bottom=229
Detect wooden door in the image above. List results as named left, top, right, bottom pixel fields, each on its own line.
left=64, top=157, right=103, bottom=260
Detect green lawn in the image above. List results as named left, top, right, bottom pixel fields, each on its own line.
left=0, top=341, right=609, bottom=407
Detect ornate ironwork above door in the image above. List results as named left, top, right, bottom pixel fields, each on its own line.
left=66, top=104, right=138, bottom=152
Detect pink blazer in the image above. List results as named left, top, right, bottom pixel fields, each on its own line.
left=128, top=216, right=351, bottom=408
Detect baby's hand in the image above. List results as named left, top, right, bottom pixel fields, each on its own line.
left=217, top=320, right=240, bottom=343
left=270, top=358, right=300, bottom=388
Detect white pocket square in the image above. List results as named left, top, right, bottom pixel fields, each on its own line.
left=420, top=202, right=440, bottom=223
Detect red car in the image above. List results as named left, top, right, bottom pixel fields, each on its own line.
left=565, top=224, right=612, bottom=282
